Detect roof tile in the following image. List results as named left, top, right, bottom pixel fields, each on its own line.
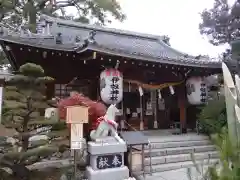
left=0, top=15, right=221, bottom=69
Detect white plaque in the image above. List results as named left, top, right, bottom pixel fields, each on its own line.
left=146, top=102, right=152, bottom=110
left=146, top=110, right=153, bottom=116
left=136, top=108, right=141, bottom=113
left=158, top=99, right=165, bottom=110
left=132, top=112, right=138, bottom=117
left=70, top=124, right=84, bottom=149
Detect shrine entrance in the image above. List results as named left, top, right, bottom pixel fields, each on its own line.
left=122, top=84, right=182, bottom=131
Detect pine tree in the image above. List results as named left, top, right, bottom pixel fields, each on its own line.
left=0, top=63, right=68, bottom=180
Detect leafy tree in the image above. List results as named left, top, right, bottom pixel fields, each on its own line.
left=0, top=63, right=68, bottom=180
left=0, top=0, right=126, bottom=31
left=199, top=0, right=240, bottom=45
left=197, top=96, right=227, bottom=135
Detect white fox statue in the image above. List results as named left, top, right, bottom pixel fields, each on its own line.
left=90, top=104, right=123, bottom=143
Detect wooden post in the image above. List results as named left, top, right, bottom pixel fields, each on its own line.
left=140, top=95, right=144, bottom=130
left=0, top=79, right=5, bottom=124
left=139, top=86, right=144, bottom=130
left=66, top=105, right=89, bottom=179
left=153, top=90, right=158, bottom=129
left=120, top=100, right=125, bottom=131
left=178, top=85, right=187, bottom=134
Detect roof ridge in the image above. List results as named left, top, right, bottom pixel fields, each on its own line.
left=157, top=39, right=213, bottom=61
left=41, top=15, right=164, bottom=41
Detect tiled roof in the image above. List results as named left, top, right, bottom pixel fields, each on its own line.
left=0, top=15, right=221, bottom=68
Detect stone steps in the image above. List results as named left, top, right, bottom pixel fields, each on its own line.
left=144, top=145, right=216, bottom=157
left=148, top=139, right=212, bottom=149
left=133, top=151, right=219, bottom=171
left=147, top=134, right=209, bottom=143
left=134, top=159, right=219, bottom=175
left=145, top=151, right=218, bottom=165
left=133, top=133, right=219, bottom=178
left=134, top=139, right=212, bottom=151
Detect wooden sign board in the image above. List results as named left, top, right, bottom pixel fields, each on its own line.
left=66, top=105, right=88, bottom=124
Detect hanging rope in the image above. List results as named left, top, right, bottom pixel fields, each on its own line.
left=124, top=79, right=184, bottom=90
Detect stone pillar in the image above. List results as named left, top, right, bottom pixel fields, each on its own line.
left=86, top=137, right=129, bottom=180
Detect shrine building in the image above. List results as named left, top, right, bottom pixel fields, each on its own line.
left=0, top=15, right=221, bottom=133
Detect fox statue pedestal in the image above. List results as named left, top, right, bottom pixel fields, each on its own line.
left=86, top=137, right=129, bottom=180
left=87, top=104, right=130, bottom=180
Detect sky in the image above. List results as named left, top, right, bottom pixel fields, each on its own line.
left=107, top=0, right=234, bottom=58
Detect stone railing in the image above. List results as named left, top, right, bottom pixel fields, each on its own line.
left=222, top=62, right=240, bottom=147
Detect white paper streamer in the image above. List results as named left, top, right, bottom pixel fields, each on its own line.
left=154, top=120, right=158, bottom=128
left=169, top=86, right=174, bottom=95
left=138, top=86, right=144, bottom=96
left=120, top=119, right=125, bottom=129
left=128, top=82, right=131, bottom=92
left=157, top=89, right=162, bottom=99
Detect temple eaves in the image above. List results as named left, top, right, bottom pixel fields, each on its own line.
left=0, top=15, right=221, bottom=69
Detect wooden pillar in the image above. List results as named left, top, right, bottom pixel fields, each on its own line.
left=91, top=78, right=99, bottom=100
left=152, top=90, right=158, bottom=129
left=120, top=99, right=125, bottom=130
left=139, top=94, right=144, bottom=130
left=178, top=84, right=187, bottom=133
left=0, top=79, right=4, bottom=124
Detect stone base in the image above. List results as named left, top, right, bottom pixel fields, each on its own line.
left=86, top=166, right=129, bottom=180
left=88, top=137, right=127, bottom=155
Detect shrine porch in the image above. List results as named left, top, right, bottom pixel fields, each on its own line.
left=124, top=129, right=203, bottom=141
left=142, top=129, right=200, bottom=139
left=120, top=117, right=197, bottom=133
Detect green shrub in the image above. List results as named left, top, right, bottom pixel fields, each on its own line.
left=189, top=128, right=240, bottom=180
left=197, top=96, right=227, bottom=135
